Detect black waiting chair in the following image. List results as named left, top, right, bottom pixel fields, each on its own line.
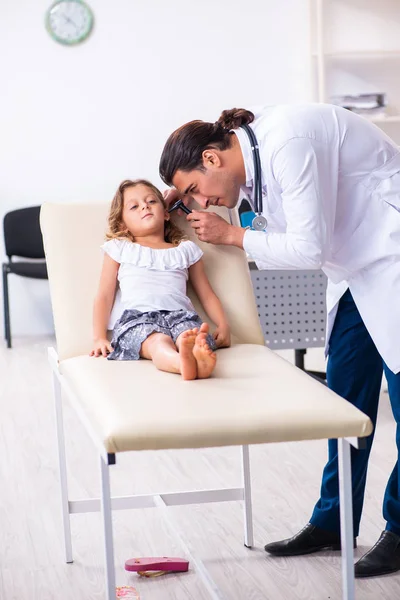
left=2, top=206, right=48, bottom=348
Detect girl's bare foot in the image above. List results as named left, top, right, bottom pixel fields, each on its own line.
left=178, top=329, right=198, bottom=380
left=193, top=332, right=217, bottom=379
left=198, top=322, right=209, bottom=335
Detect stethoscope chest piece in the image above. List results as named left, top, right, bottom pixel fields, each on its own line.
left=252, top=214, right=268, bottom=232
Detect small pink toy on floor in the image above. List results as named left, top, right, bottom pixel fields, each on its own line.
left=116, top=586, right=140, bottom=599
left=125, top=556, right=189, bottom=577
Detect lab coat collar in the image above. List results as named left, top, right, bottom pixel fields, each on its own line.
left=233, top=127, right=254, bottom=187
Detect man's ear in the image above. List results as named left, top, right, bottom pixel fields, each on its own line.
left=202, top=149, right=222, bottom=169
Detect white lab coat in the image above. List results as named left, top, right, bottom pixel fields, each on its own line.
left=236, top=104, right=400, bottom=373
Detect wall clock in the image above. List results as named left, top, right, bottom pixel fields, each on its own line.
left=46, top=0, right=94, bottom=46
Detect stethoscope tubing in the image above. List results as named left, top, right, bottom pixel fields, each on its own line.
left=241, top=124, right=263, bottom=216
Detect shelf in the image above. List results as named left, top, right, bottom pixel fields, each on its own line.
left=368, top=115, right=400, bottom=124
left=311, top=2, right=400, bottom=143
left=313, top=50, right=400, bottom=61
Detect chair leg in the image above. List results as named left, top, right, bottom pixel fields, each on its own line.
left=294, top=348, right=306, bottom=370
left=100, top=455, right=116, bottom=599
left=338, top=438, right=355, bottom=600
left=53, top=372, right=73, bottom=563
left=241, top=445, right=254, bottom=548
left=2, top=265, right=11, bottom=348
left=295, top=348, right=327, bottom=383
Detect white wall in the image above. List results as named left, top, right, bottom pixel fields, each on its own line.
left=0, top=0, right=313, bottom=338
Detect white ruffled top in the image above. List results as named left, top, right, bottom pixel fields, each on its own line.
left=101, top=239, right=203, bottom=323
left=102, top=238, right=202, bottom=272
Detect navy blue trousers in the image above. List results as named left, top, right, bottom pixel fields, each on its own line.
left=310, top=289, right=400, bottom=536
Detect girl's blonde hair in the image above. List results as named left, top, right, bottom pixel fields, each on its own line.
left=106, top=179, right=186, bottom=246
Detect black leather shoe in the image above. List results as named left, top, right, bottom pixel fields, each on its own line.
left=264, top=523, right=357, bottom=557
left=355, top=531, right=400, bottom=578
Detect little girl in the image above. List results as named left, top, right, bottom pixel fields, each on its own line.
left=90, top=179, right=231, bottom=380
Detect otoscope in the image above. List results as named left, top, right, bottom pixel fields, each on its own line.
left=167, top=199, right=192, bottom=215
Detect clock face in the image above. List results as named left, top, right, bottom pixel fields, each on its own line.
left=46, top=0, right=94, bottom=45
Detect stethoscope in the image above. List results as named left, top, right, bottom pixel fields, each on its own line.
left=168, top=124, right=267, bottom=232
left=241, top=124, right=268, bottom=231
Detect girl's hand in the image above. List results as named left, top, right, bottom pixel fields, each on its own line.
left=90, top=338, right=113, bottom=357
left=213, top=324, right=231, bottom=348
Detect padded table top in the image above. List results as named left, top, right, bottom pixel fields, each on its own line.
left=59, top=344, right=373, bottom=454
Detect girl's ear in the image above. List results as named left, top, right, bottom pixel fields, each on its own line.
left=164, top=210, right=170, bottom=221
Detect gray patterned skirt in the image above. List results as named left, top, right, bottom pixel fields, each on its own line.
left=108, top=309, right=217, bottom=361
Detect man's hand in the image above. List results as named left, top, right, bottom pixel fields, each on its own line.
left=187, top=211, right=245, bottom=247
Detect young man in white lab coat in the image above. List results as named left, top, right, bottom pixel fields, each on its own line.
left=160, top=104, right=400, bottom=578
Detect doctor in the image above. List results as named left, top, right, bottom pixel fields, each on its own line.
left=159, top=104, right=400, bottom=578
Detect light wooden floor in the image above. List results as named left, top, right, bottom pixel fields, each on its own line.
left=1, top=337, right=400, bottom=600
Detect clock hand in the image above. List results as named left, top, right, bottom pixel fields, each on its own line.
left=63, top=14, right=77, bottom=28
